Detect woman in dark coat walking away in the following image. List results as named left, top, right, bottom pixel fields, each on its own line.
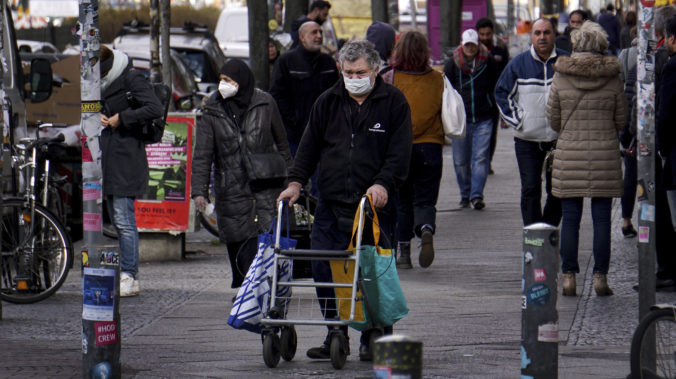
left=191, top=59, right=292, bottom=289
left=100, top=46, right=163, bottom=297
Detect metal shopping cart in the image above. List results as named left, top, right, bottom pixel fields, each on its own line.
left=259, top=195, right=381, bottom=369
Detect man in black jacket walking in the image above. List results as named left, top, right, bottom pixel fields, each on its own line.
left=270, top=21, right=338, bottom=156
left=277, top=40, right=412, bottom=362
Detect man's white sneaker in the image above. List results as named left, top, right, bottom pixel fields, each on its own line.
left=120, top=272, right=140, bottom=297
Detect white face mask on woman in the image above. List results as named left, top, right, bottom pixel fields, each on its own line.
left=218, top=80, right=238, bottom=99
left=343, top=75, right=373, bottom=96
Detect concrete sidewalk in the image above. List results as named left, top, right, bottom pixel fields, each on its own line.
left=2, top=129, right=670, bottom=378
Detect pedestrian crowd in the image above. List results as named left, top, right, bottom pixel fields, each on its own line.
left=99, top=0, right=676, bottom=364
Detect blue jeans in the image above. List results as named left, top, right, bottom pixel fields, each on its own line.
left=452, top=118, right=492, bottom=201
left=107, top=196, right=139, bottom=278
left=396, top=143, right=443, bottom=242
left=560, top=197, right=612, bottom=274
left=621, top=153, right=637, bottom=219
left=513, top=138, right=561, bottom=226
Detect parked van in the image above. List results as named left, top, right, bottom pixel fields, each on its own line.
left=214, top=7, right=250, bottom=61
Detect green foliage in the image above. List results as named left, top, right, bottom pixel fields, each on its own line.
left=99, top=4, right=221, bottom=43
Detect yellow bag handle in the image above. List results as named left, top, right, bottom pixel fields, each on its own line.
left=346, top=194, right=380, bottom=252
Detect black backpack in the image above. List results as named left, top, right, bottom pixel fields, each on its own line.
left=126, top=82, right=171, bottom=144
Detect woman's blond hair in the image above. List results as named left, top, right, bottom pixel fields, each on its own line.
left=571, top=20, right=609, bottom=54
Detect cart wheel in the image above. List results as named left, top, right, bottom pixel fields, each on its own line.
left=330, top=333, right=348, bottom=369
left=263, top=333, right=281, bottom=368
left=280, top=326, right=297, bottom=361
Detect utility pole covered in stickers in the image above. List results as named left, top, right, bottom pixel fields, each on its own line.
left=0, top=5, right=5, bottom=321
left=636, top=0, right=657, bottom=322
left=521, top=223, right=559, bottom=378
left=78, top=1, right=122, bottom=377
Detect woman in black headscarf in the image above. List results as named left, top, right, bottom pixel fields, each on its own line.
left=192, top=59, right=292, bottom=289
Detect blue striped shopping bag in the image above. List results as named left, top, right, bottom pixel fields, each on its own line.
left=227, top=221, right=296, bottom=333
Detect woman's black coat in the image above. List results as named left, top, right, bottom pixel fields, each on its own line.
left=191, top=89, right=292, bottom=243
left=100, top=64, right=163, bottom=197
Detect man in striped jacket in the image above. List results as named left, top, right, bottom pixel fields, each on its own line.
left=494, top=18, right=569, bottom=227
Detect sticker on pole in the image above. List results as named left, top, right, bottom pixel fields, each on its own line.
left=537, top=323, right=559, bottom=342
left=641, top=0, right=655, bottom=7
left=94, top=321, right=118, bottom=346
left=534, top=269, right=546, bottom=282
left=639, top=226, right=650, bottom=243
left=526, top=284, right=550, bottom=306
left=640, top=204, right=655, bottom=222
left=82, top=267, right=115, bottom=321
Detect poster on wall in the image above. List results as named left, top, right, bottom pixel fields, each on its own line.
left=135, top=114, right=195, bottom=231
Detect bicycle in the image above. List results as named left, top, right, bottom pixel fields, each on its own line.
left=0, top=123, right=74, bottom=304
left=630, top=304, right=676, bottom=379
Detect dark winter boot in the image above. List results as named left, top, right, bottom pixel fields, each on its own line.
left=397, top=242, right=412, bottom=269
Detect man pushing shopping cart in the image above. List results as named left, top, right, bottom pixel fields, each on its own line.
left=277, top=39, right=413, bottom=363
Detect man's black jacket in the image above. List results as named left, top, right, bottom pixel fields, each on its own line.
left=269, top=45, right=338, bottom=144
left=288, top=75, right=412, bottom=204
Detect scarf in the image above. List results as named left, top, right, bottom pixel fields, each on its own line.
left=219, top=58, right=255, bottom=122
left=101, top=49, right=129, bottom=91
left=452, top=44, right=489, bottom=75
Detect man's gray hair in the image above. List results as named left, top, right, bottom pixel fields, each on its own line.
left=299, top=21, right=319, bottom=37
left=655, top=5, right=676, bottom=38
left=571, top=21, right=609, bottom=54
left=338, top=39, right=380, bottom=71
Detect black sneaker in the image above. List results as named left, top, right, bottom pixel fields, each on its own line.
left=459, top=198, right=470, bottom=208
left=419, top=228, right=434, bottom=268
left=359, top=343, right=373, bottom=361
left=306, top=344, right=330, bottom=359
left=622, top=225, right=638, bottom=238
left=471, top=198, right=485, bottom=210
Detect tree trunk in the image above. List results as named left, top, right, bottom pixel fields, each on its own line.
left=440, top=0, right=463, bottom=58
left=284, top=0, right=307, bottom=33
left=372, top=0, right=388, bottom=23
left=249, top=0, right=269, bottom=89
left=160, top=0, right=171, bottom=90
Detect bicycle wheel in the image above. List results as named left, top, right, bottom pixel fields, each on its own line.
left=630, top=307, right=676, bottom=379
left=0, top=199, right=73, bottom=304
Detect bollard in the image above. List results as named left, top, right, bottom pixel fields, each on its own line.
left=82, top=245, right=121, bottom=378
left=521, top=223, right=559, bottom=378
left=373, top=334, right=423, bottom=379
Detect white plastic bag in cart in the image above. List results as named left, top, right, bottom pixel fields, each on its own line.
left=228, top=224, right=296, bottom=333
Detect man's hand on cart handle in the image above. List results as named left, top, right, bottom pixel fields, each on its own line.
left=194, top=196, right=207, bottom=213
left=277, top=182, right=302, bottom=206
left=367, top=184, right=388, bottom=209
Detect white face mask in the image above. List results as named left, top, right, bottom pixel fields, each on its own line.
left=343, top=75, right=373, bottom=96
left=219, top=80, right=238, bottom=99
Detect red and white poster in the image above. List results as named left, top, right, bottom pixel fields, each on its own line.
left=135, top=114, right=194, bottom=231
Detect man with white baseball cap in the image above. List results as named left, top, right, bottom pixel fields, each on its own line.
left=444, top=29, right=499, bottom=210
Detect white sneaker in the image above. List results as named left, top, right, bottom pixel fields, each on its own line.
left=120, top=272, right=140, bottom=297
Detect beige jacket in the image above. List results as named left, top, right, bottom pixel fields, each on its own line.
left=546, top=53, right=627, bottom=198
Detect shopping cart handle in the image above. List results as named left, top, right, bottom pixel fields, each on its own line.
left=279, top=249, right=353, bottom=258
